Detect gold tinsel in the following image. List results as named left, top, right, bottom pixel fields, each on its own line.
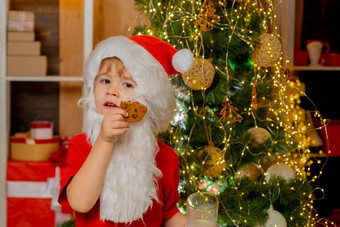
left=253, top=33, right=281, bottom=67
left=251, top=79, right=258, bottom=111
left=182, top=58, right=215, bottom=90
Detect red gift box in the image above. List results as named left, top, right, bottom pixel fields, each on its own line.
left=313, top=119, right=340, bottom=156
left=7, top=160, right=74, bottom=226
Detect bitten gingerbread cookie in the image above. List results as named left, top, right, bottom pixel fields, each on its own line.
left=119, top=101, right=147, bottom=123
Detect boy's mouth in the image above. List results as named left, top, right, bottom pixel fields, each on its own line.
left=104, top=101, right=118, bottom=108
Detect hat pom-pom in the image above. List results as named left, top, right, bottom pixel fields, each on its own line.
left=172, top=49, right=194, bottom=74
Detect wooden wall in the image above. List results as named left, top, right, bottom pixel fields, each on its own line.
left=59, top=0, right=84, bottom=136
left=93, top=0, right=148, bottom=45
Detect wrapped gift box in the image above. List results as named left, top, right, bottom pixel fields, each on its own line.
left=7, top=32, right=35, bottom=41
left=30, top=121, right=54, bottom=140
left=10, top=136, right=60, bottom=161
left=8, top=10, right=34, bottom=32
left=7, top=41, right=41, bottom=56
left=7, top=160, right=74, bottom=226
left=7, top=55, right=47, bottom=76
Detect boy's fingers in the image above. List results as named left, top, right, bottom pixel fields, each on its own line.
left=105, top=111, right=129, bottom=122
left=106, top=108, right=129, bottom=117
left=109, top=121, right=130, bottom=129
left=109, top=128, right=129, bottom=136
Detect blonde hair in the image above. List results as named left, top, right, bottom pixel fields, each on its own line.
left=97, top=57, right=126, bottom=77
left=94, top=57, right=131, bottom=89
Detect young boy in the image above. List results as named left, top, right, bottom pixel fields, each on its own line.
left=58, top=35, right=193, bottom=226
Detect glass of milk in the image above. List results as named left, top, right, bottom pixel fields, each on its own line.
left=187, top=192, right=219, bottom=227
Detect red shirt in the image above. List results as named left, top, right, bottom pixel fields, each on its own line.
left=58, top=133, right=180, bottom=226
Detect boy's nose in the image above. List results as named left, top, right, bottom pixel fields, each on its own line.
left=106, top=86, right=119, bottom=97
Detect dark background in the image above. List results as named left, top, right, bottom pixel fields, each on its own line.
left=299, top=0, right=340, bottom=219
left=300, top=0, right=340, bottom=52
left=298, top=0, right=340, bottom=119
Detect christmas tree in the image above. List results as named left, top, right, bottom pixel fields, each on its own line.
left=133, top=0, right=326, bottom=226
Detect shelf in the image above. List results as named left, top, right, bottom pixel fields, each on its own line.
left=294, top=66, right=340, bottom=71
left=6, top=76, right=83, bottom=82
left=309, top=153, right=328, bottom=158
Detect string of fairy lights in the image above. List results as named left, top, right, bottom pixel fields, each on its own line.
left=133, top=0, right=333, bottom=225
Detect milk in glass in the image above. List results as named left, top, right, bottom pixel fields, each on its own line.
left=188, top=219, right=214, bottom=227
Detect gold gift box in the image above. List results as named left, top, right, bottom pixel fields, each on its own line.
left=10, top=136, right=60, bottom=162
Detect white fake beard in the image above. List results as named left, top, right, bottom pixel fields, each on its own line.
left=84, top=109, right=162, bottom=223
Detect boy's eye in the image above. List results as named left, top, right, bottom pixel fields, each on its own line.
left=123, top=82, right=134, bottom=88
left=101, top=79, right=110, bottom=84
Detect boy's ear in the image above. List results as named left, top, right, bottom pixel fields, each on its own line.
left=93, top=76, right=99, bottom=89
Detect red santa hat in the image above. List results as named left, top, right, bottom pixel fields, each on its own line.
left=84, top=35, right=193, bottom=93
left=129, top=35, right=193, bottom=75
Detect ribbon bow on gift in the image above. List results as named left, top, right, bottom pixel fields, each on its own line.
left=8, top=11, right=34, bottom=32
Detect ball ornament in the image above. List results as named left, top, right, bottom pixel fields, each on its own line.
left=266, top=163, right=295, bottom=181
left=247, top=127, right=271, bottom=148
left=235, top=163, right=261, bottom=181
left=253, top=33, right=281, bottom=67
left=199, top=145, right=225, bottom=178
left=255, top=205, right=287, bottom=227
left=182, top=58, right=215, bottom=90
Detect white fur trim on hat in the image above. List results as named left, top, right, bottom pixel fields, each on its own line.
left=172, top=49, right=194, bottom=73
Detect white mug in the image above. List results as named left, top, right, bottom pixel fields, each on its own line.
left=306, top=40, right=330, bottom=66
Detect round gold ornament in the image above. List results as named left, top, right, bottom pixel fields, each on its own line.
left=182, top=58, right=215, bottom=90
left=247, top=127, right=271, bottom=148
left=199, top=145, right=225, bottom=177
left=235, top=163, right=261, bottom=181
left=253, top=33, right=281, bottom=67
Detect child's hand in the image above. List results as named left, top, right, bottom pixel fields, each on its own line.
left=99, top=108, right=130, bottom=144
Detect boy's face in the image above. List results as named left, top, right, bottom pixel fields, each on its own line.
left=94, top=58, right=136, bottom=115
